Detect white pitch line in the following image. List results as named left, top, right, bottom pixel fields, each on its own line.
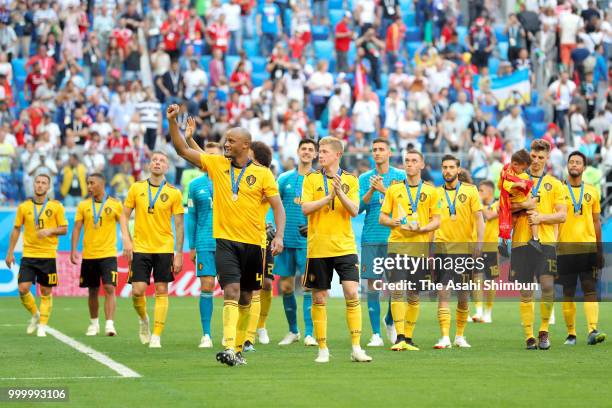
left=45, top=327, right=141, bottom=378
left=0, top=376, right=124, bottom=380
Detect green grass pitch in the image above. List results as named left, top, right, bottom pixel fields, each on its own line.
left=1, top=297, right=611, bottom=407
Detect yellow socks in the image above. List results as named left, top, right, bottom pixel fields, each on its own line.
left=437, top=307, right=451, bottom=337
left=345, top=299, right=361, bottom=346
left=456, top=307, right=469, bottom=337
left=20, top=292, right=38, bottom=316
left=404, top=300, right=420, bottom=339
left=223, top=300, right=239, bottom=349
left=391, top=299, right=406, bottom=338
left=520, top=300, right=535, bottom=340
left=39, top=295, right=52, bottom=325
left=312, top=303, right=327, bottom=349
left=235, top=303, right=251, bottom=352
left=257, top=289, right=272, bottom=330
left=562, top=301, right=577, bottom=336
left=245, top=294, right=261, bottom=344
left=584, top=302, right=599, bottom=333
left=152, top=294, right=168, bottom=336
left=132, top=295, right=147, bottom=320
left=539, top=300, right=554, bottom=333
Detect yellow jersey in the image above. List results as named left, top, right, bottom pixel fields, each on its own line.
left=14, top=199, right=68, bottom=258
left=302, top=169, right=358, bottom=258
left=199, top=154, right=279, bottom=247
left=125, top=180, right=184, bottom=253
left=380, top=180, right=440, bottom=256
left=75, top=196, right=123, bottom=259
left=512, top=174, right=564, bottom=247
left=483, top=200, right=499, bottom=252
left=434, top=182, right=483, bottom=254
left=558, top=182, right=600, bottom=254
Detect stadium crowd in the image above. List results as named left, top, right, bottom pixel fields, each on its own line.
left=0, top=0, right=610, bottom=206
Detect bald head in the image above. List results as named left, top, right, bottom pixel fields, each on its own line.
left=224, top=127, right=253, bottom=162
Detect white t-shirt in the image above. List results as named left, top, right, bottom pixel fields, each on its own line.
left=559, top=13, right=583, bottom=45
left=384, top=98, right=406, bottom=130
left=497, top=114, right=526, bottom=150
left=547, top=80, right=576, bottom=111
left=308, top=72, right=334, bottom=97
left=278, top=131, right=301, bottom=162
left=601, top=20, right=612, bottom=44
left=352, top=100, right=379, bottom=133
left=90, top=122, right=113, bottom=140
left=254, top=129, right=276, bottom=147
left=184, top=68, right=208, bottom=99
left=222, top=3, right=242, bottom=31
left=283, top=72, right=306, bottom=104
left=355, top=0, right=376, bottom=25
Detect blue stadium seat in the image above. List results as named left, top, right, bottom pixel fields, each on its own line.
left=98, top=58, right=107, bottom=75
left=403, top=12, right=415, bottom=27
left=380, top=73, right=388, bottom=92
left=329, top=0, right=343, bottom=9
left=252, top=72, right=267, bottom=87
left=404, top=26, right=421, bottom=42
left=525, top=106, right=545, bottom=123
left=12, top=58, right=26, bottom=86
left=251, top=56, right=267, bottom=74
left=347, top=42, right=356, bottom=67
left=314, top=41, right=334, bottom=61
left=312, top=25, right=329, bottom=41
left=429, top=169, right=443, bottom=186
left=530, top=122, right=548, bottom=139
left=531, top=90, right=539, bottom=106
left=456, top=26, right=468, bottom=46
left=242, top=39, right=259, bottom=57
left=494, top=25, right=507, bottom=43
left=406, top=42, right=420, bottom=58
left=498, top=41, right=509, bottom=60
left=329, top=9, right=344, bottom=30
left=225, top=56, right=240, bottom=76
left=488, top=57, right=500, bottom=75
left=200, top=55, right=211, bottom=72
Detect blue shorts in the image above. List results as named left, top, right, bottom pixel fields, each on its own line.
left=196, top=250, right=216, bottom=277
left=273, top=247, right=307, bottom=277
left=360, top=244, right=388, bottom=280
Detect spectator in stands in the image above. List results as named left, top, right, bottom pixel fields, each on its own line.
left=137, top=87, right=162, bottom=151
left=505, top=13, right=526, bottom=63
left=497, top=105, right=526, bottom=153
left=0, top=20, right=17, bottom=62
left=385, top=16, right=404, bottom=72
left=206, top=12, right=230, bottom=55
left=60, top=153, right=87, bottom=207
left=161, top=11, right=182, bottom=60
left=257, top=0, right=282, bottom=56
left=335, top=12, right=353, bottom=74
left=156, top=59, right=184, bottom=104
left=356, top=27, right=384, bottom=89
left=466, top=17, right=495, bottom=70
left=329, top=105, right=352, bottom=141
left=0, top=127, right=15, bottom=176
left=308, top=60, right=333, bottom=120
left=145, top=0, right=166, bottom=51
left=111, top=160, right=135, bottom=201
left=12, top=0, right=34, bottom=59
left=352, top=89, right=379, bottom=141
left=184, top=58, right=209, bottom=99
left=545, top=69, right=576, bottom=132
left=559, top=6, right=583, bottom=66
left=223, top=0, right=243, bottom=54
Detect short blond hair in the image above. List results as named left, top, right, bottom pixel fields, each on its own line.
left=318, top=136, right=344, bottom=153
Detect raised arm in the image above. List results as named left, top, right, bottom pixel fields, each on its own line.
left=167, top=105, right=203, bottom=167
left=185, top=116, right=205, bottom=154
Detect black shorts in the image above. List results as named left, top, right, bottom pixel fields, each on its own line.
left=264, top=242, right=274, bottom=280
left=386, top=253, right=431, bottom=288
left=510, top=244, right=557, bottom=284
left=129, top=253, right=174, bottom=284
left=556, top=253, right=598, bottom=289
left=302, top=254, right=359, bottom=290
left=215, top=239, right=265, bottom=291
left=80, top=257, right=118, bottom=288
left=478, top=251, right=500, bottom=280
left=18, top=258, right=58, bottom=287
left=433, top=253, right=474, bottom=286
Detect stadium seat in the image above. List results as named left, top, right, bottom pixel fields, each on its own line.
left=225, top=56, right=240, bottom=76
left=347, top=42, right=356, bottom=67
left=530, top=122, right=548, bottom=139
left=456, top=26, right=468, bottom=47
left=524, top=106, right=545, bottom=123
left=380, top=73, right=388, bottom=92
left=488, top=57, right=500, bottom=75
left=531, top=91, right=539, bottom=106
left=200, top=55, right=211, bottom=72
left=251, top=56, right=267, bottom=74
left=242, top=39, right=259, bottom=57
left=314, top=41, right=334, bottom=61
left=406, top=42, right=420, bottom=58
left=252, top=72, right=267, bottom=87
left=312, top=25, right=330, bottom=41
left=329, top=10, right=344, bottom=31
left=403, top=12, right=416, bottom=27
left=404, top=26, right=421, bottom=42
left=12, top=58, right=26, bottom=85
left=329, top=0, right=343, bottom=9
left=498, top=42, right=509, bottom=60
left=429, top=169, right=443, bottom=186
left=494, top=25, right=507, bottom=43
